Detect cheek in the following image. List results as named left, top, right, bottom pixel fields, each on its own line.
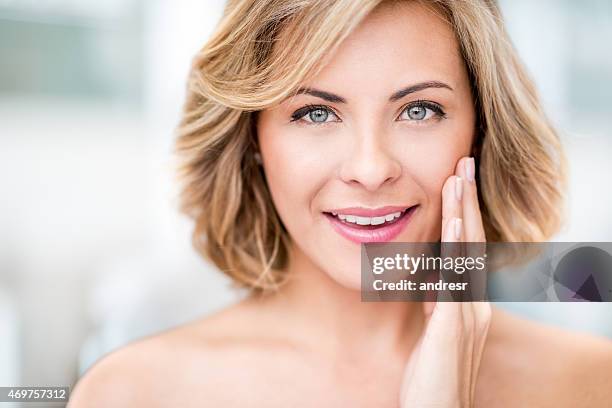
left=408, top=140, right=461, bottom=198
left=258, top=125, right=332, bottom=234
left=395, top=123, right=473, bottom=236
left=403, top=116, right=473, bottom=185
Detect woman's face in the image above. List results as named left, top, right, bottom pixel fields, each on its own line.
left=257, top=2, right=475, bottom=289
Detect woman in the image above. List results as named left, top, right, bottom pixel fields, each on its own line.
left=70, top=0, right=612, bottom=406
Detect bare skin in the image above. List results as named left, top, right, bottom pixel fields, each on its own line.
left=68, top=305, right=612, bottom=407
left=69, top=2, right=612, bottom=407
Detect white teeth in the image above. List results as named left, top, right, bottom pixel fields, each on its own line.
left=371, top=216, right=386, bottom=225
left=355, top=216, right=370, bottom=225
left=332, top=210, right=405, bottom=226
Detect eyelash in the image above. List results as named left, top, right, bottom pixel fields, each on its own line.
left=289, top=101, right=446, bottom=125
left=398, top=100, right=447, bottom=122
left=290, top=104, right=340, bottom=124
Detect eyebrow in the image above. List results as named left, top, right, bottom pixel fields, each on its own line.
left=388, top=81, right=453, bottom=102
left=289, top=81, right=453, bottom=104
left=291, top=88, right=347, bottom=103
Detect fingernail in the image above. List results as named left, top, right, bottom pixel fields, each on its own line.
left=466, top=157, right=475, bottom=183
left=454, top=218, right=462, bottom=240
left=455, top=176, right=463, bottom=201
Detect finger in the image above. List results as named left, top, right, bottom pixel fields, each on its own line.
left=455, top=156, right=486, bottom=242
left=453, top=158, right=490, bottom=404
left=455, top=156, right=487, bottom=300
left=464, top=302, right=477, bottom=403
left=473, top=301, right=492, bottom=332
left=434, top=175, right=464, bottom=306
left=441, top=174, right=464, bottom=242
left=422, top=270, right=439, bottom=317
left=459, top=302, right=491, bottom=405
left=469, top=302, right=492, bottom=402
left=437, top=215, right=463, bottom=303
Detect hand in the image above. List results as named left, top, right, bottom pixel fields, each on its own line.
left=400, top=156, right=491, bottom=407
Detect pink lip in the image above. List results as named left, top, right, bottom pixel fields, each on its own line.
left=324, top=205, right=419, bottom=244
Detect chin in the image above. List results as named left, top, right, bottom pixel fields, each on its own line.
left=321, top=257, right=363, bottom=291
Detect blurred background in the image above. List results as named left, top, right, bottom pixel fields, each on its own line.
left=0, top=0, right=611, bottom=405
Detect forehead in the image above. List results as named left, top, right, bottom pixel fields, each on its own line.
left=303, top=1, right=467, bottom=97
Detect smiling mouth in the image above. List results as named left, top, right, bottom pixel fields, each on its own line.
left=323, top=206, right=415, bottom=230
left=322, top=205, right=419, bottom=244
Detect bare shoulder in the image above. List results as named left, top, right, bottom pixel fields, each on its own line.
left=69, top=300, right=275, bottom=408
left=477, top=307, right=612, bottom=407
left=68, top=333, right=167, bottom=408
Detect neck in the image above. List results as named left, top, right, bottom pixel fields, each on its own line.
left=254, top=243, right=425, bottom=362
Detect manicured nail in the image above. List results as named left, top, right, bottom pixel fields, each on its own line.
left=454, top=218, right=463, bottom=240
left=455, top=176, right=463, bottom=201
left=466, top=157, right=475, bottom=183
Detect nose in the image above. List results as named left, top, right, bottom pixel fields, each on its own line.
left=338, top=131, right=402, bottom=191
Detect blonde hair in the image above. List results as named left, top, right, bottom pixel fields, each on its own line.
left=176, top=0, right=566, bottom=290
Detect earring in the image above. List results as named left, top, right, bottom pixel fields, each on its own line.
left=254, top=151, right=263, bottom=165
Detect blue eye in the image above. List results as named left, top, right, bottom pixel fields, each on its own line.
left=406, top=106, right=427, bottom=120
left=308, top=108, right=329, bottom=123
left=291, top=105, right=340, bottom=124
left=398, top=101, right=445, bottom=122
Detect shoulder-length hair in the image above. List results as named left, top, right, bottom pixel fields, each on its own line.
left=175, top=0, right=566, bottom=290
